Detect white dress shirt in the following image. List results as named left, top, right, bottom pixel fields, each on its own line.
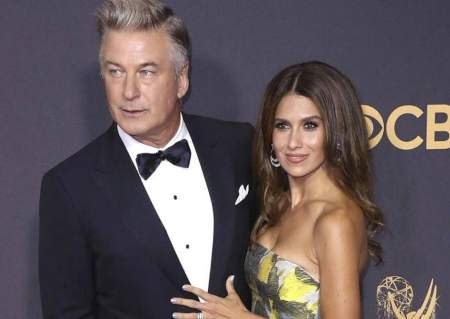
left=117, top=115, right=214, bottom=292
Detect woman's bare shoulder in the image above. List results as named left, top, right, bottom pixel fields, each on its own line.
left=314, top=201, right=364, bottom=238
left=312, top=200, right=367, bottom=268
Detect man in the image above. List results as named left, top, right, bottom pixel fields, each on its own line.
left=39, top=0, right=255, bottom=318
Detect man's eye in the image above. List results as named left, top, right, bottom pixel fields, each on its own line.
left=140, top=69, right=154, bottom=77
left=304, top=121, right=318, bottom=130
left=108, top=69, right=123, bottom=77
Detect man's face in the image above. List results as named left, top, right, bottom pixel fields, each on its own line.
left=100, top=29, right=189, bottom=146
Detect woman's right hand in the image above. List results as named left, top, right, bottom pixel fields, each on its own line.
left=171, top=276, right=264, bottom=319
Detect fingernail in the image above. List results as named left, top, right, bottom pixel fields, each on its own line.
left=182, top=284, right=189, bottom=290
left=170, top=298, right=177, bottom=303
left=172, top=313, right=178, bottom=319
left=230, top=275, right=235, bottom=282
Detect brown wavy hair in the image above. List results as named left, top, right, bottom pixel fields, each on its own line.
left=252, top=61, right=384, bottom=263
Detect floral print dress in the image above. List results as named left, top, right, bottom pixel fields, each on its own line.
left=245, top=243, right=320, bottom=319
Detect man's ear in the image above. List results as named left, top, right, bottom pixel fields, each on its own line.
left=177, top=63, right=190, bottom=99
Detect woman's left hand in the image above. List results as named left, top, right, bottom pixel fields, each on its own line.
left=171, top=275, right=254, bottom=319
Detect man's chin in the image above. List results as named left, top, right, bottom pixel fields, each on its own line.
left=117, top=122, right=149, bottom=137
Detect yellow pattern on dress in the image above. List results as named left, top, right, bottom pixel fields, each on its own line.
left=245, top=243, right=320, bottom=319
left=279, top=268, right=318, bottom=303
left=257, top=253, right=273, bottom=283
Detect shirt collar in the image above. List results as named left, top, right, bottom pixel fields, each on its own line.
left=117, top=113, right=188, bottom=161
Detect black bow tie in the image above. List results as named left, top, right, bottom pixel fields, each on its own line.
left=136, top=139, right=191, bottom=180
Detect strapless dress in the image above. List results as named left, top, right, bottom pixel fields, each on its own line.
left=245, top=243, right=320, bottom=319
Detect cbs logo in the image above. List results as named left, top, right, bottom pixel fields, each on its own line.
left=362, top=104, right=450, bottom=150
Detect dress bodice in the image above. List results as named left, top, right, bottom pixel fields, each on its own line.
left=245, top=243, right=320, bottom=319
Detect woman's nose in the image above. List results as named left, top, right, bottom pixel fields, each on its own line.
left=288, top=130, right=303, bottom=149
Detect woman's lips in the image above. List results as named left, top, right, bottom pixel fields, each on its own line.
left=285, top=154, right=308, bottom=164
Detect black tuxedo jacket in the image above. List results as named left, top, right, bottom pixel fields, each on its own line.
left=39, top=113, right=256, bottom=319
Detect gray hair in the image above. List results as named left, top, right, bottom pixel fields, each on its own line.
left=96, top=0, right=191, bottom=75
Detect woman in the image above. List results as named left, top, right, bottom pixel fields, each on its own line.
left=171, top=61, right=384, bottom=319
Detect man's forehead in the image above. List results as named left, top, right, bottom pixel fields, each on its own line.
left=102, top=28, right=170, bottom=45
left=100, top=28, right=171, bottom=62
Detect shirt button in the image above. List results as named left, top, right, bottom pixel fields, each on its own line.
left=173, top=195, right=178, bottom=200
left=186, top=244, right=190, bottom=249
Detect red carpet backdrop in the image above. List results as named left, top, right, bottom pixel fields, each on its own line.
left=1, top=1, right=448, bottom=318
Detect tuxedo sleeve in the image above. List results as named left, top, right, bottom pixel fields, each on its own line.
left=39, top=171, right=96, bottom=319
left=238, top=122, right=259, bottom=229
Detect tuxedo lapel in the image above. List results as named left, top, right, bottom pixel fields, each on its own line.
left=93, top=125, right=189, bottom=289
left=185, top=115, right=237, bottom=294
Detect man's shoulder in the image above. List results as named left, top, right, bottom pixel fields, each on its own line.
left=44, top=125, right=114, bottom=180
left=184, top=113, right=254, bottom=142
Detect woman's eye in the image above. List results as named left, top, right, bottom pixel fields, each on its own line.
left=275, top=122, right=289, bottom=129
left=304, top=121, right=318, bottom=130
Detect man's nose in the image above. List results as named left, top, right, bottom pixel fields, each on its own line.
left=123, top=75, right=140, bottom=100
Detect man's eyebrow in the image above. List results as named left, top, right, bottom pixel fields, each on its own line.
left=137, top=62, right=158, bottom=68
left=103, top=60, right=121, bottom=67
left=103, top=61, right=158, bottom=68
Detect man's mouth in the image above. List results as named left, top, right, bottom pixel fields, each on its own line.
left=121, top=108, right=147, bottom=117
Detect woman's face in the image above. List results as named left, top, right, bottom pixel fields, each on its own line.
left=272, top=93, right=326, bottom=180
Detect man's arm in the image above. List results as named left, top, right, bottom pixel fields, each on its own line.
left=239, top=122, right=259, bottom=228
left=39, top=171, right=96, bottom=319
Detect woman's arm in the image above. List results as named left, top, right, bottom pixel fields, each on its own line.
left=314, top=210, right=365, bottom=319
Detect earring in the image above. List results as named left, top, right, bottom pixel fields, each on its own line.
left=336, top=141, right=343, bottom=164
left=270, top=144, right=281, bottom=167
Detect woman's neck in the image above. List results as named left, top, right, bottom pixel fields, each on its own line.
left=288, top=165, right=340, bottom=208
